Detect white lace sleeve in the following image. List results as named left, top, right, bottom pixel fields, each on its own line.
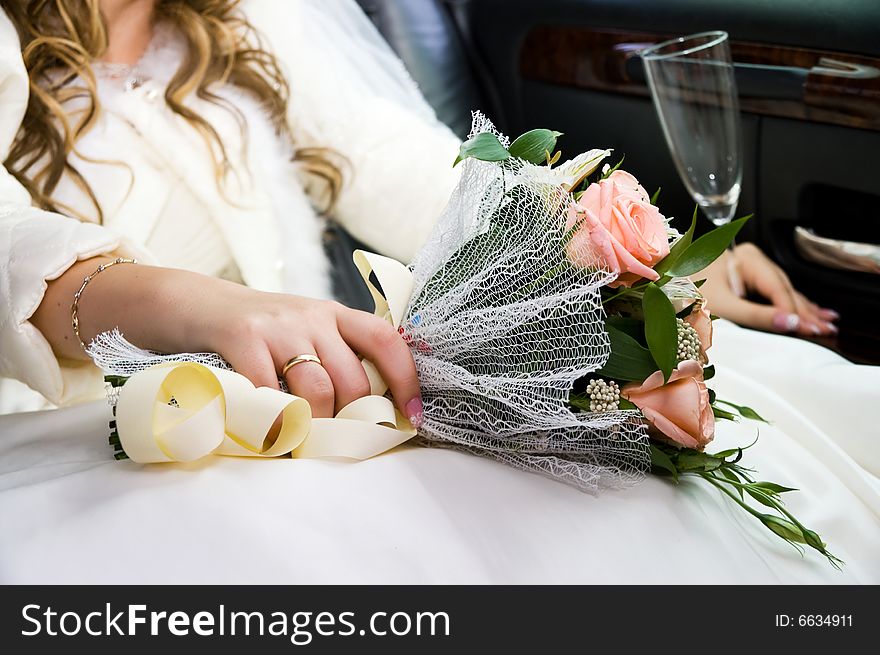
left=243, top=0, right=462, bottom=263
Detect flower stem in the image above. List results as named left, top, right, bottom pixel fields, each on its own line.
left=699, top=471, right=843, bottom=568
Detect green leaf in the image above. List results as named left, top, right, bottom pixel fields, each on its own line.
left=731, top=465, right=756, bottom=484
left=762, top=515, right=807, bottom=544
left=605, top=316, right=646, bottom=343
left=753, top=481, right=798, bottom=494
left=720, top=467, right=744, bottom=499
left=708, top=388, right=717, bottom=404
left=568, top=393, right=592, bottom=413
left=712, top=405, right=739, bottom=421
left=802, top=529, right=826, bottom=551
left=650, top=444, right=679, bottom=481
left=642, top=282, right=678, bottom=381
left=597, top=325, right=659, bottom=382
left=745, top=487, right=780, bottom=509
left=508, top=129, right=563, bottom=165
left=654, top=207, right=697, bottom=277
left=715, top=398, right=769, bottom=423
left=453, top=132, right=510, bottom=166
left=650, top=187, right=661, bottom=205
left=712, top=447, right=742, bottom=460
left=667, top=216, right=751, bottom=277
left=693, top=278, right=707, bottom=288
left=703, top=364, right=715, bottom=380
left=737, top=405, right=768, bottom=423
left=677, top=450, right=724, bottom=472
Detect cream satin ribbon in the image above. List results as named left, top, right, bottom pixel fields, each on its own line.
left=115, top=251, right=418, bottom=464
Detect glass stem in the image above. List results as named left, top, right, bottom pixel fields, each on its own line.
left=725, top=240, right=744, bottom=298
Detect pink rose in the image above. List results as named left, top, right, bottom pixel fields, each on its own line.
left=565, top=170, right=670, bottom=287
left=684, top=299, right=713, bottom=362
left=621, top=360, right=715, bottom=450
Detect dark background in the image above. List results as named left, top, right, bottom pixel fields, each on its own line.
left=355, top=0, right=880, bottom=363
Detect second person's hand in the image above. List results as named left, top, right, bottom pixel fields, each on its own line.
left=699, top=243, right=839, bottom=337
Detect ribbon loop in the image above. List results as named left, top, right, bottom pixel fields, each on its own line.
left=115, top=250, right=419, bottom=465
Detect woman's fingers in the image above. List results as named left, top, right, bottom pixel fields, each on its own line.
left=223, top=343, right=280, bottom=390
left=315, top=335, right=373, bottom=413
left=736, top=244, right=799, bottom=317
left=738, top=249, right=797, bottom=315
left=733, top=243, right=838, bottom=336
left=214, top=296, right=423, bottom=421
left=785, top=282, right=827, bottom=336
left=280, top=347, right=336, bottom=418
left=760, top=275, right=832, bottom=336
left=711, top=289, right=837, bottom=337
left=336, top=307, right=423, bottom=425
left=794, top=291, right=838, bottom=335
left=702, top=268, right=804, bottom=335
left=715, top=293, right=799, bottom=334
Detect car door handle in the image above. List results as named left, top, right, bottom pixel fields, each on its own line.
left=625, top=53, right=804, bottom=100
left=811, top=57, right=880, bottom=79
left=626, top=51, right=880, bottom=102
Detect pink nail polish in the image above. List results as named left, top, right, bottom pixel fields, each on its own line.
left=405, top=398, right=424, bottom=428
left=808, top=323, right=822, bottom=336
left=772, top=312, right=799, bottom=333
left=820, top=308, right=840, bottom=320
left=825, top=322, right=839, bottom=335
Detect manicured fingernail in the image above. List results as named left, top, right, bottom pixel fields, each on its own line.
left=808, top=322, right=822, bottom=335
left=819, top=308, right=840, bottom=320
left=824, top=321, right=838, bottom=335
left=405, top=398, right=424, bottom=428
left=772, top=312, right=799, bottom=333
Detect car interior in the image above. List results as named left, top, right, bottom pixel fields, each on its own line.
left=354, top=0, right=880, bottom=364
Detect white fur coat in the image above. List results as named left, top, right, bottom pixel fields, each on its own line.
left=0, top=0, right=461, bottom=410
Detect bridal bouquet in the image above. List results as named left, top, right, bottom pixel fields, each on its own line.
left=95, top=113, right=839, bottom=567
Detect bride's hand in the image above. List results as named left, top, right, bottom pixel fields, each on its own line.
left=198, top=284, right=422, bottom=420
left=32, top=260, right=423, bottom=422
left=698, top=242, right=839, bottom=336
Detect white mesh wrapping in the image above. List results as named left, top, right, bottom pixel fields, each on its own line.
left=87, top=329, right=241, bottom=408
left=88, top=113, right=650, bottom=492
left=402, top=113, right=649, bottom=491
left=89, top=329, right=233, bottom=375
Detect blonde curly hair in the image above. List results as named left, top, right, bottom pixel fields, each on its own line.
left=1, top=0, right=342, bottom=222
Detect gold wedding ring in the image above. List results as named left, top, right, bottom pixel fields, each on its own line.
left=281, top=354, right=323, bottom=376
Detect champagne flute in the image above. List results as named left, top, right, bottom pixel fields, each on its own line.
left=641, top=31, right=743, bottom=226
left=642, top=31, right=746, bottom=295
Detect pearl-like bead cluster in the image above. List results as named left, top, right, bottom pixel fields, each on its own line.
left=585, top=378, right=620, bottom=412
left=676, top=318, right=703, bottom=363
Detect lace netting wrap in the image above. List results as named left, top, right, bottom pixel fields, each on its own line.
left=400, top=113, right=649, bottom=491
left=89, top=113, right=650, bottom=492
